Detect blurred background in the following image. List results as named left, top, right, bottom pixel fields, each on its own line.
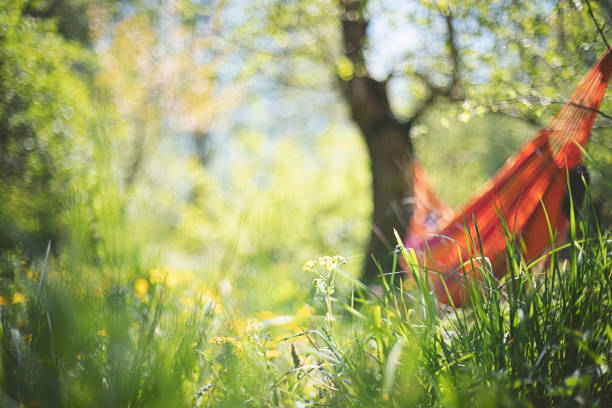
left=2, top=1, right=612, bottom=406
left=1, top=0, right=612, bottom=313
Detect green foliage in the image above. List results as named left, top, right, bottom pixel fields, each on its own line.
left=0, top=250, right=219, bottom=407
left=415, top=111, right=536, bottom=206
left=0, top=0, right=97, bottom=254
left=128, top=126, right=372, bottom=314
left=25, top=0, right=97, bottom=43
left=197, top=199, right=611, bottom=407
left=2, top=194, right=611, bottom=406
left=227, top=0, right=612, bottom=221
left=1, top=1, right=612, bottom=407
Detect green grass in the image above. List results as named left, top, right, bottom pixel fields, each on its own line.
left=1, top=195, right=611, bottom=407
left=1, top=2, right=611, bottom=406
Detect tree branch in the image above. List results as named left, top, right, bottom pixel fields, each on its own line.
left=411, top=10, right=464, bottom=124
left=445, top=11, right=461, bottom=93
left=548, top=98, right=612, bottom=120
left=585, top=0, right=612, bottom=50
left=477, top=96, right=612, bottom=128
left=487, top=109, right=543, bottom=127
left=339, top=0, right=402, bottom=138
left=341, top=1, right=367, bottom=66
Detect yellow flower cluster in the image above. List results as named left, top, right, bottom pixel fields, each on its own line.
left=319, top=255, right=346, bottom=271
left=210, top=336, right=243, bottom=353
left=303, top=255, right=346, bottom=272
left=147, top=267, right=225, bottom=315
left=26, top=268, right=39, bottom=281
left=303, top=260, right=316, bottom=272
left=149, top=267, right=196, bottom=288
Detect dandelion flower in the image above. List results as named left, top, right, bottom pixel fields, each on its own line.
left=133, top=278, right=149, bottom=301
left=11, top=292, right=26, bottom=304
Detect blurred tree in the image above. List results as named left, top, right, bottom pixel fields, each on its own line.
left=338, top=0, right=463, bottom=279
left=0, top=0, right=238, bottom=250
left=188, top=0, right=612, bottom=281
left=89, top=1, right=239, bottom=187
left=0, top=0, right=97, bottom=255
left=335, top=0, right=612, bottom=280
left=24, top=0, right=96, bottom=43
left=5, top=0, right=611, bottom=283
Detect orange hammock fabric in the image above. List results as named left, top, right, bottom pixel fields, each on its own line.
left=403, top=51, right=612, bottom=307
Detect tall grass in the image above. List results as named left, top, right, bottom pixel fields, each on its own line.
left=1, top=192, right=611, bottom=407
left=276, top=193, right=612, bottom=407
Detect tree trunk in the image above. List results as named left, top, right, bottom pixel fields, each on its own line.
left=341, top=80, right=414, bottom=281
left=340, top=2, right=414, bottom=281
left=339, top=1, right=461, bottom=281
left=362, top=123, right=413, bottom=280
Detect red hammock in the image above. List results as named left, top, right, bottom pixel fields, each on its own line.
left=403, top=51, right=612, bottom=307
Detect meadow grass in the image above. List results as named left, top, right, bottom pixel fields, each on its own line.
left=1, top=194, right=611, bottom=407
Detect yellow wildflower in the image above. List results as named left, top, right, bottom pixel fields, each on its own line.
left=11, top=292, right=26, bottom=304
left=318, top=255, right=346, bottom=271
left=149, top=268, right=167, bottom=284
left=266, top=349, right=281, bottom=360
left=209, top=336, right=243, bottom=353
left=214, top=302, right=224, bottom=314
left=27, top=269, right=39, bottom=281
left=404, top=277, right=415, bottom=291
left=97, top=329, right=107, bottom=337
left=166, top=273, right=179, bottom=288
left=258, top=310, right=277, bottom=320
left=0, top=296, right=6, bottom=306
left=210, top=336, right=225, bottom=346
left=180, top=296, right=195, bottom=307
left=296, top=304, right=314, bottom=316
left=133, top=279, right=149, bottom=301
left=231, top=338, right=243, bottom=353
